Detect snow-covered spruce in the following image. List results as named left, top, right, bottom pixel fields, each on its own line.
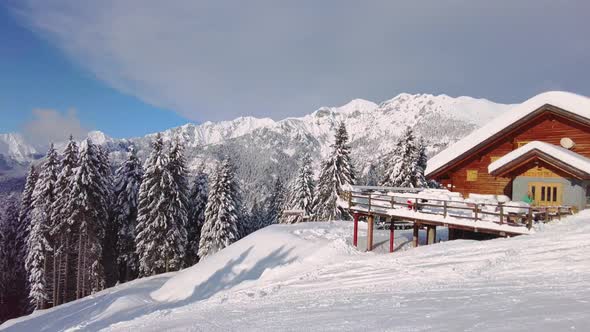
left=282, top=153, right=315, bottom=224
left=25, top=144, right=59, bottom=310
left=314, top=122, right=355, bottom=221
left=48, top=136, right=79, bottom=306
left=166, top=137, right=189, bottom=266
left=380, top=127, right=428, bottom=188
left=245, top=198, right=265, bottom=233
left=135, top=134, right=185, bottom=276
left=113, top=146, right=143, bottom=282
left=186, top=164, right=208, bottom=266
left=0, top=195, right=26, bottom=322
left=65, top=139, right=110, bottom=298
left=264, top=178, right=286, bottom=226
left=198, top=158, right=242, bottom=259
left=18, top=165, right=38, bottom=247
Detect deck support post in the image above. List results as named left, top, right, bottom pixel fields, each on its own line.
left=367, top=215, right=374, bottom=251
left=353, top=213, right=359, bottom=247
left=427, top=226, right=437, bottom=245
left=389, top=222, right=395, bottom=253
left=413, top=223, right=419, bottom=247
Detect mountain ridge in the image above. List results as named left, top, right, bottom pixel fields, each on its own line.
left=0, top=92, right=515, bottom=202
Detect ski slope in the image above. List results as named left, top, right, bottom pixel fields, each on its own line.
left=3, top=212, right=590, bottom=331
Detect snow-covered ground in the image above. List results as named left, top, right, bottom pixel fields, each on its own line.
left=3, top=212, right=590, bottom=331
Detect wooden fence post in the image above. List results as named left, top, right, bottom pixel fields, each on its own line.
left=499, top=203, right=504, bottom=224
left=368, top=194, right=372, bottom=213
left=474, top=204, right=479, bottom=221
left=443, top=201, right=448, bottom=218
left=413, top=223, right=419, bottom=247
left=527, top=207, right=533, bottom=230
left=367, top=215, right=374, bottom=251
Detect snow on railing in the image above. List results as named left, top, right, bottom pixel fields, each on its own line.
left=340, top=188, right=574, bottom=230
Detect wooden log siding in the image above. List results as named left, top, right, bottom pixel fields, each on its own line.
left=432, top=107, right=590, bottom=198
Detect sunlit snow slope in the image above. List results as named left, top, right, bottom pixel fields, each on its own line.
left=3, top=212, right=590, bottom=331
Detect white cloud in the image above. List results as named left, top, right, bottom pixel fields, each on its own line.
left=12, top=1, right=590, bottom=122
left=22, top=108, right=89, bottom=148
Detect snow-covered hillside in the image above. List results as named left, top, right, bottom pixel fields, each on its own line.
left=0, top=93, right=513, bottom=203
left=4, top=212, right=590, bottom=331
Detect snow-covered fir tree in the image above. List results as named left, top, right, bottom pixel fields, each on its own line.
left=49, top=136, right=79, bottom=305
left=264, top=178, right=286, bottom=226
left=363, top=162, right=380, bottom=186
left=166, top=137, right=189, bottom=267
left=113, top=147, right=143, bottom=282
left=66, top=139, right=109, bottom=298
left=186, top=164, right=208, bottom=266
left=0, top=195, right=25, bottom=322
left=314, top=122, right=355, bottom=220
left=95, top=145, right=118, bottom=287
left=379, top=127, right=428, bottom=188
left=282, top=153, right=315, bottom=224
left=15, top=165, right=38, bottom=313
left=18, top=165, right=38, bottom=246
left=25, top=144, right=59, bottom=309
left=246, top=198, right=265, bottom=233
left=198, top=158, right=241, bottom=258
left=135, top=134, right=185, bottom=276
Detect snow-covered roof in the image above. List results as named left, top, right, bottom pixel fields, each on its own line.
left=488, top=141, right=590, bottom=175
left=426, top=91, right=590, bottom=176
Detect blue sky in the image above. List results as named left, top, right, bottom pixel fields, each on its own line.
left=2, top=1, right=590, bottom=146
left=0, top=5, right=188, bottom=140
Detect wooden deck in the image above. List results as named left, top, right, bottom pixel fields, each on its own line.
left=338, top=186, right=574, bottom=251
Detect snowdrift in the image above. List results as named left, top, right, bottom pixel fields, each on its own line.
left=3, top=213, right=590, bottom=331
left=151, top=223, right=357, bottom=302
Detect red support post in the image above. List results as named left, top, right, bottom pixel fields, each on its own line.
left=353, top=213, right=359, bottom=247
left=389, top=223, right=395, bottom=253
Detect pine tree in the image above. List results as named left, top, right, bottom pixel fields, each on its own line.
left=66, top=139, right=109, bottom=298
left=0, top=195, right=26, bottom=322
left=25, top=144, right=59, bottom=309
left=16, top=165, right=38, bottom=313
left=198, top=158, right=241, bottom=258
left=364, top=162, right=380, bottom=187
left=186, top=164, right=208, bottom=266
left=49, top=136, right=79, bottom=305
left=314, top=122, right=355, bottom=220
left=113, top=147, right=143, bottom=283
left=135, top=134, right=184, bottom=276
left=264, top=178, right=286, bottom=226
left=18, top=165, right=38, bottom=244
left=96, top=145, right=117, bottom=287
left=282, top=153, right=315, bottom=224
left=380, top=127, right=428, bottom=188
left=166, top=137, right=189, bottom=268
left=246, top=198, right=265, bottom=232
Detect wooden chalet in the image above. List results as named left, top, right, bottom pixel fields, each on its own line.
left=426, top=91, right=590, bottom=211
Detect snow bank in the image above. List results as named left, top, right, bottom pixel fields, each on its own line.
left=151, top=223, right=354, bottom=302
left=426, top=91, right=590, bottom=176
left=5, top=211, right=590, bottom=331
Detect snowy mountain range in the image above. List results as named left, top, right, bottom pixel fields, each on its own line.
left=0, top=93, right=514, bottom=200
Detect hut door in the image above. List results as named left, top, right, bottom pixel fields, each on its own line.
left=528, top=182, right=563, bottom=206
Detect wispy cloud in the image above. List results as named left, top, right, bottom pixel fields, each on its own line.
left=12, top=0, right=590, bottom=121
left=22, top=108, right=89, bottom=148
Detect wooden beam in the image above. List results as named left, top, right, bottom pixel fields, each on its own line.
left=427, top=226, right=437, bottom=245
left=367, top=215, right=374, bottom=251
left=353, top=213, right=359, bottom=247
left=413, top=223, right=419, bottom=247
